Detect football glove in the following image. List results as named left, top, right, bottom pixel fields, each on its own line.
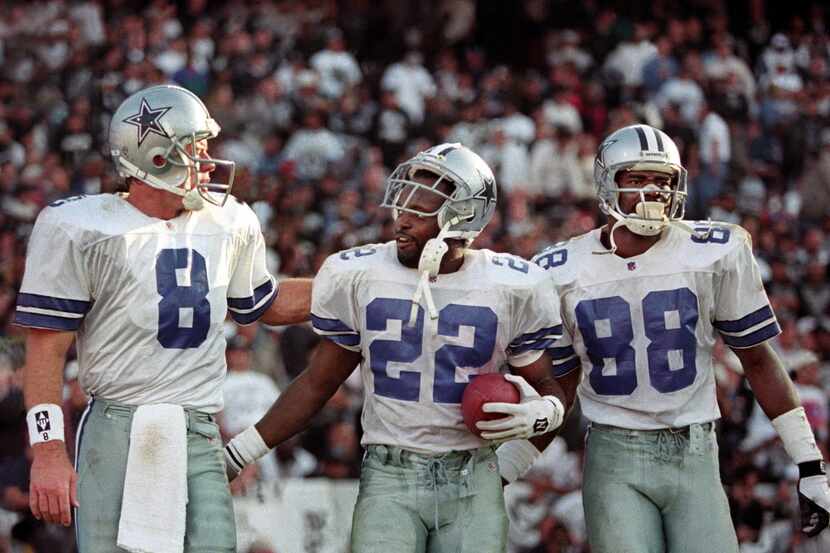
left=799, top=465, right=830, bottom=537
left=476, top=374, right=564, bottom=441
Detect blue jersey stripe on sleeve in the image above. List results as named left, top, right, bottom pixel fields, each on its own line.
left=325, top=333, right=360, bottom=347
left=714, top=305, right=774, bottom=333
left=720, top=320, right=781, bottom=348
left=311, top=314, right=356, bottom=334
left=510, top=337, right=558, bottom=355
left=16, top=293, right=91, bottom=315
left=228, top=279, right=275, bottom=310
left=553, top=357, right=580, bottom=377
left=509, top=324, right=563, bottom=347
left=14, top=310, right=82, bottom=331
left=228, top=287, right=278, bottom=324
left=548, top=345, right=576, bottom=360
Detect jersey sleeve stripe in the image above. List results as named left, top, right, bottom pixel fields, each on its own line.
left=323, top=333, right=361, bottom=347
left=13, top=310, right=83, bottom=331
left=508, top=337, right=559, bottom=355
left=16, top=293, right=91, bottom=315
left=713, top=305, right=774, bottom=333
left=552, top=356, right=580, bottom=377
left=548, top=345, right=576, bottom=360
left=311, top=314, right=357, bottom=334
left=227, top=284, right=278, bottom=324
left=509, top=324, right=563, bottom=347
left=227, top=279, right=275, bottom=310
left=720, top=321, right=781, bottom=348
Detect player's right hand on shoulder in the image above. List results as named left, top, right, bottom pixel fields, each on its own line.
left=29, top=441, right=78, bottom=527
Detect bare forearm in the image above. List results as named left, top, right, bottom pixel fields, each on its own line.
left=254, top=369, right=337, bottom=447
left=23, top=329, right=74, bottom=409
left=259, top=278, right=312, bottom=326
left=254, top=340, right=358, bottom=447
left=735, top=342, right=800, bottom=420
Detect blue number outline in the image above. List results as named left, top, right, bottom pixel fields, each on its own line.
left=576, top=287, right=699, bottom=396
left=156, top=248, right=211, bottom=349
left=366, top=299, right=498, bottom=404
left=492, top=256, right=529, bottom=273
left=535, top=248, right=568, bottom=269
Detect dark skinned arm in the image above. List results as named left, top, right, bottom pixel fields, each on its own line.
left=732, top=341, right=800, bottom=419
left=254, top=337, right=360, bottom=448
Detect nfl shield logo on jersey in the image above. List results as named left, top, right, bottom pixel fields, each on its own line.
left=627, top=261, right=637, bottom=271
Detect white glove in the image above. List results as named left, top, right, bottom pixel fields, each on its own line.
left=799, top=471, right=830, bottom=537
left=476, top=373, right=564, bottom=441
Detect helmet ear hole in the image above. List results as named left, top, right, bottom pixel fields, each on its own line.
left=152, top=154, right=166, bottom=168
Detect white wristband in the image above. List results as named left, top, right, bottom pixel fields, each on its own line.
left=224, top=426, right=270, bottom=474
left=772, top=406, right=823, bottom=464
left=496, top=439, right=540, bottom=484
left=26, top=403, right=65, bottom=445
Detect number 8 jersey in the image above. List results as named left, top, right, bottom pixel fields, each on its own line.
left=532, top=223, right=780, bottom=429
left=14, top=194, right=277, bottom=413
left=311, top=242, right=562, bottom=454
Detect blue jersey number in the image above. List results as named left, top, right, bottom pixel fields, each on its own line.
left=575, top=287, right=698, bottom=395
left=691, top=227, right=731, bottom=244
left=576, top=296, right=637, bottom=395
left=492, top=256, right=529, bottom=273
left=366, top=298, right=498, bottom=403
left=535, top=248, right=568, bottom=269
left=340, top=247, right=377, bottom=261
left=156, top=248, right=211, bottom=349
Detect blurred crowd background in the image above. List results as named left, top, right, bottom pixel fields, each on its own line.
left=1, top=0, right=830, bottom=551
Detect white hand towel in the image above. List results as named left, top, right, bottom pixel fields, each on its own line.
left=117, top=404, right=188, bottom=553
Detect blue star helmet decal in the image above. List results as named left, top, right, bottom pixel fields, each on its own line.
left=122, top=97, right=173, bottom=147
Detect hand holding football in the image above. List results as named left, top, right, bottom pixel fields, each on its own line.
left=461, top=373, right=520, bottom=438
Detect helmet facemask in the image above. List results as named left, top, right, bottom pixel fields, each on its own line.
left=382, top=162, right=479, bottom=245
left=161, top=128, right=236, bottom=209
left=600, top=165, right=688, bottom=236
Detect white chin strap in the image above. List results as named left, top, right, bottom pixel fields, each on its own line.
left=595, top=204, right=712, bottom=255
left=117, top=156, right=204, bottom=211
left=408, top=220, right=459, bottom=324
left=182, top=189, right=205, bottom=210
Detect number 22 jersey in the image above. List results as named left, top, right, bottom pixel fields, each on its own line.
left=311, top=242, right=562, bottom=454
left=532, top=223, right=780, bottom=430
left=14, top=193, right=277, bottom=413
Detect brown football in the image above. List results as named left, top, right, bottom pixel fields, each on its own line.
left=461, top=373, right=520, bottom=438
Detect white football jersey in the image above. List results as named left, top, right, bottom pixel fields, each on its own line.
left=15, top=193, right=277, bottom=412
left=311, top=242, right=562, bottom=454
left=532, top=223, right=780, bottom=429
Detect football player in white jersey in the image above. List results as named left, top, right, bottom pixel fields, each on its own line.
left=224, top=143, right=571, bottom=552
left=14, top=85, right=311, bottom=552
left=532, top=124, right=830, bottom=552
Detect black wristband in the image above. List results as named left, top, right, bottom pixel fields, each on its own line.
left=799, top=460, right=826, bottom=478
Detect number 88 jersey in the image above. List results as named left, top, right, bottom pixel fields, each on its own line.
left=532, top=223, right=780, bottom=430
left=311, top=242, right=562, bottom=454
left=14, top=194, right=277, bottom=413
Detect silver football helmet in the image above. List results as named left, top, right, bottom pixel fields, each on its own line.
left=381, top=143, right=497, bottom=243
left=109, top=84, right=235, bottom=209
left=594, top=124, right=687, bottom=237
